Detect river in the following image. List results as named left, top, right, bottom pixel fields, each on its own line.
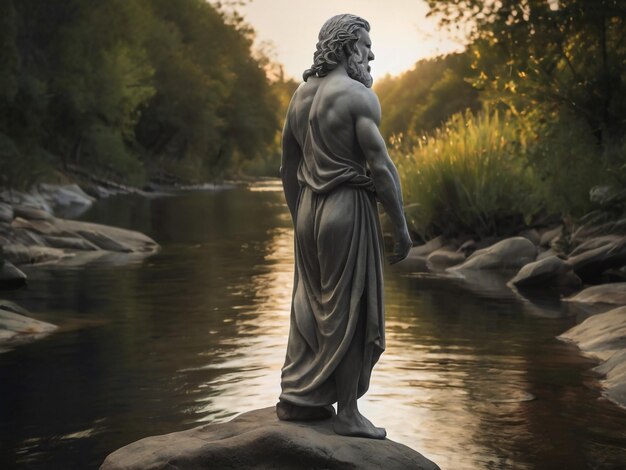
left=1, top=181, right=626, bottom=469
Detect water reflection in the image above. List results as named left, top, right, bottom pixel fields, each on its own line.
left=1, top=184, right=626, bottom=469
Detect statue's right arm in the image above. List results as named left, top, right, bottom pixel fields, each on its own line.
left=353, top=88, right=412, bottom=264
left=280, top=105, right=302, bottom=223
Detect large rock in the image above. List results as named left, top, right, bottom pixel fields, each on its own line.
left=539, top=226, right=562, bottom=247
left=12, top=205, right=53, bottom=221
left=559, top=307, right=626, bottom=408
left=3, top=244, right=68, bottom=265
left=100, top=407, right=440, bottom=470
left=0, top=202, right=13, bottom=223
left=509, top=256, right=581, bottom=293
left=57, top=219, right=157, bottom=253
left=564, top=283, right=626, bottom=306
left=38, top=184, right=95, bottom=210
left=407, top=236, right=444, bottom=258
left=569, top=235, right=622, bottom=257
left=566, top=237, right=626, bottom=283
left=595, top=350, right=626, bottom=408
left=43, top=235, right=98, bottom=251
left=7, top=215, right=158, bottom=263
left=451, top=237, right=537, bottom=271
left=0, top=261, right=27, bottom=289
left=0, top=300, right=57, bottom=350
left=1, top=184, right=95, bottom=219
left=426, top=247, right=465, bottom=269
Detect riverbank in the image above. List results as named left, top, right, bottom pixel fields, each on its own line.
left=0, top=182, right=161, bottom=349
left=402, top=213, right=626, bottom=409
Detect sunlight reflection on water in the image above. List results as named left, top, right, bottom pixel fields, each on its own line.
left=178, top=200, right=532, bottom=469
left=3, top=183, right=626, bottom=470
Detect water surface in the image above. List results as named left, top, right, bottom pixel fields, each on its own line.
left=1, top=182, right=625, bottom=469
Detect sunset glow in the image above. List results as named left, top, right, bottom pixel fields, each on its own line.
left=239, top=0, right=465, bottom=81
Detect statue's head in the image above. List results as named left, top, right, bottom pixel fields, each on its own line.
left=303, top=14, right=374, bottom=88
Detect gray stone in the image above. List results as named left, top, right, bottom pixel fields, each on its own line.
left=595, top=350, right=626, bottom=409
left=519, top=228, right=540, bottom=245
left=10, top=216, right=158, bottom=256
left=12, top=205, right=53, bottom=221
left=11, top=217, right=58, bottom=236
left=426, top=247, right=465, bottom=269
left=3, top=244, right=67, bottom=265
left=0, top=301, right=57, bottom=350
left=567, top=237, right=626, bottom=283
left=569, top=235, right=622, bottom=257
left=451, top=237, right=537, bottom=271
left=537, top=248, right=558, bottom=260
left=456, top=239, right=477, bottom=257
left=565, top=283, right=626, bottom=306
left=407, top=235, right=444, bottom=258
left=0, top=261, right=27, bottom=289
left=100, top=408, right=439, bottom=470
left=0, top=189, right=53, bottom=213
left=539, top=226, right=562, bottom=247
left=0, top=202, right=13, bottom=223
left=43, top=235, right=98, bottom=251
left=12, top=228, right=48, bottom=247
left=58, top=219, right=158, bottom=253
left=37, top=183, right=94, bottom=210
left=510, top=256, right=581, bottom=292
left=559, top=306, right=626, bottom=408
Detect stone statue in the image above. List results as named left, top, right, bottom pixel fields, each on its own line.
left=277, top=13, right=412, bottom=439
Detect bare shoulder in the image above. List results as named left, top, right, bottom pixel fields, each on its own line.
left=343, top=81, right=381, bottom=124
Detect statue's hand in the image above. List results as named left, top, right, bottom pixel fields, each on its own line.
left=387, top=228, right=412, bottom=265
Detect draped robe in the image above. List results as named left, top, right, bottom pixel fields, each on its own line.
left=279, top=97, right=386, bottom=407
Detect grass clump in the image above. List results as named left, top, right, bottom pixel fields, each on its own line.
left=392, top=107, right=541, bottom=239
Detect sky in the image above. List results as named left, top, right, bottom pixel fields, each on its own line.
left=237, top=0, right=466, bottom=82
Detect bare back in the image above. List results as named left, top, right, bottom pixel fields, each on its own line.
left=288, top=74, right=370, bottom=165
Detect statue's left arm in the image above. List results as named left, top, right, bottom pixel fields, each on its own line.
left=280, top=106, right=302, bottom=223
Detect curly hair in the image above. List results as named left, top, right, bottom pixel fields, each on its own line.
left=303, top=14, right=370, bottom=82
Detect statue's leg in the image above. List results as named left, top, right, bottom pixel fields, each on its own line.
left=332, top=305, right=386, bottom=439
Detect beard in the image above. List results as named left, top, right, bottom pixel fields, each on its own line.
left=347, top=53, right=373, bottom=88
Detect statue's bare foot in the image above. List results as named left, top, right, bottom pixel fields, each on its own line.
left=276, top=401, right=335, bottom=421
left=333, top=410, right=386, bottom=439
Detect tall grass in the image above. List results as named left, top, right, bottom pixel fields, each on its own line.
left=392, top=108, right=542, bottom=238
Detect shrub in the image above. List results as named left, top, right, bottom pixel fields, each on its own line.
left=392, top=108, right=541, bottom=238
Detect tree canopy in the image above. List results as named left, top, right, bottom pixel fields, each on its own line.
left=0, top=0, right=287, bottom=187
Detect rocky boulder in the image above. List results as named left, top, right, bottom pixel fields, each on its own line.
left=100, top=407, right=440, bottom=470
left=12, top=205, right=52, bottom=221
left=0, top=202, right=13, bottom=223
left=426, top=247, right=465, bottom=269
left=566, top=237, right=626, bottom=283
left=509, top=256, right=581, bottom=294
left=539, top=226, right=562, bottom=247
left=0, top=301, right=57, bottom=351
left=0, top=260, right=27, bottom=289
left=559, top=306, right=626, bottom=408
left=564, top=283, right=626, bottom=306
left=451, top=237, right=537, bottom=271
left=3, top=244, right=67, bottom=265
left=4, top=215, right=158, bottom=266
left=407, top=236, right=444, bottom=259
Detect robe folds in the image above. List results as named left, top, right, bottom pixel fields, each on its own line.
left=279, top=116, right=386, bottom=407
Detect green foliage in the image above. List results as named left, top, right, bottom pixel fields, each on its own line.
left=375, top=52, right=479, bottom=139
left=393, top=108, right=541, bottom=238
left=384, top=0, right=626, bottom=234
left=0, top=0, right=281, bottom=188
left=522, top=107, right=609, bottom=216
left=428, top=0, right=626, bottom=146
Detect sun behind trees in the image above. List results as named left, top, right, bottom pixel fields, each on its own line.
left=377, top=0, right=626, bottom=239
left=0, top=0, right=294, bottom=189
